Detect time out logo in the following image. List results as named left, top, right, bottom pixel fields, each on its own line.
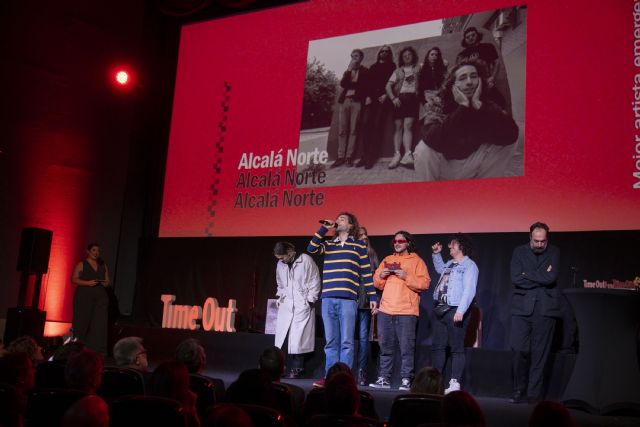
left=161, top=294, right=238, bottom=332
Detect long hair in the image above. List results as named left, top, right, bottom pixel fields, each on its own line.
left=391, top=230, right=416, bottom=254
left=397, top=46, right=418, bottom=67
left=358, top=226, right=379, bottom=270
left=376, top=45, right=394, bottom=64
left=419, top=47, right=447, bottom=91
left=338, top=211, right=360, bottom=237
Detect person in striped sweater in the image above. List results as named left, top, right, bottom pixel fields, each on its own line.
left=307, top=212, right=378, bottom=387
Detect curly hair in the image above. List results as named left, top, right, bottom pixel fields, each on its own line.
left=397, top=46, right=418, bottom=67
left=461, top=26, right=484, bottom=48
left=448, top=233, right=473, bottom=258
left=338, top=211, right=360, bottom=237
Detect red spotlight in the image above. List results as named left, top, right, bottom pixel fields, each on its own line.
left=115, top=70, right=129, bottom=85
left=111, top=67, right=134, bottom=89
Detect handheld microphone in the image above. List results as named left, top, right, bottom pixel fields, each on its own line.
left=319, top=220, right=334, bottom=227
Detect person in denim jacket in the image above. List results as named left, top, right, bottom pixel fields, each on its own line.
left=431, top=233, right=479, bottom=394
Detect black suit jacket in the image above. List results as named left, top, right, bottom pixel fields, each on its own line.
left=510, top=243, right=561, bottom=317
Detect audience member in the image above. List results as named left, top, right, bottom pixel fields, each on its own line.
left=204, top=403, right=254, bottom=427
left=258, top=346, right=305, bottom=417
left=62, top=395, right=110, bottom=427
left=0, top=382, right=24, bottom=427
left=411, top=366, right=444, bottom=395
left=325, top=372, right=360, bottom=416
left=148, top=360, right=200, bottom=427
left=224, top=368, right=274, bottom=408
left=113, top=336, right=148, bottom=372
left=65, top=349, right=103, bottom=393
left=0, top=352, right=36, bottom=393
left=258, top=346, right=285, bottom=382
left=0, top=352, right=33, bottom=425
left=176, top=338, right=207, bottom=374
left=7, top=335, right=44, bottom=367
left=53, top=341, right=86, bottom=363
left=529, top=401, right=576, bottom=427
left=303, top=362, right=355, bottom=422
left=442, top=390, right=486, bottom=427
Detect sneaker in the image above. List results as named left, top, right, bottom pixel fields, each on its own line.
left=346, top=157, right=353, bottom=166
left=285, top=368, right=303, bottom=379
left=312, top=378, right=326, bottom=388
left=399, top=377, right=411, bottom=391
left=369, top=377, right=391, bottom=389
left=445, top=378, right=460, bottom=394
left=331, top=158, right=345, bottom=168
left=400, top=151, right=414, bottom=166
left=388, top=151, right=401, bottom=169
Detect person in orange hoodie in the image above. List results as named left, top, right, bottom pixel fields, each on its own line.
left=369, top=231, right=430, bottom=390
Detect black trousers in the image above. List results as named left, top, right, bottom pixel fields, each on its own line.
left=360, top=100, right=388, bottom=166
left=510, top=299, right=556, bottom=399
left=73, top=285, right=108, bottom=356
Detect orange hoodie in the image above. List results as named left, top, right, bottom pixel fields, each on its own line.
left=374, top=252, right=431, bottom=316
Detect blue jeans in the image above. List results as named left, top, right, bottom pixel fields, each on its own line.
left=377, top=312, right=417, bottom=379
left=321, top=297, right=358, bottom=373
left=356, top=309, right=371, bottom=372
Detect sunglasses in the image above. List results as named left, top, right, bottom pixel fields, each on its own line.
left=392, top=239, right=408, bottom=244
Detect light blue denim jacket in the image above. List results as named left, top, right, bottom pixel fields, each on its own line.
left=432, top=253, right=479, bottom=315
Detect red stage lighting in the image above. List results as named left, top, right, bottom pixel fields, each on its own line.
left=115, top=70, right=129, bottom=85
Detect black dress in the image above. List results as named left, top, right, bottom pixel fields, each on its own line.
left=72, top=259, right=109, bottom=355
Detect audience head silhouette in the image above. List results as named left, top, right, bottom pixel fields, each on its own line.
left=65, top=348, right=104, bottom=393
left=62, top=395, right=110, bottom=427
left=529, top=400, right=576, bottom=427
left=411, top=366, right=444, bottom=395
left=325, top=372, right=360, bottom=416
left=258, top=345, right=285, bottom=381
left=113, top=336, right=148, bottom=371
left=442, top=390, right=486, bottom=427
left=175, top=338, right=207, bottom=374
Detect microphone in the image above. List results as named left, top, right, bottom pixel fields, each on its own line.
left=319, top=220, right=334, bottom=227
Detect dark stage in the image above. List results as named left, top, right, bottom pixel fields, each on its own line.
left=116, top=325, right=640, bottom=427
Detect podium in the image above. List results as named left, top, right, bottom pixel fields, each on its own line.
left=562, top=289, right=640, bottom=415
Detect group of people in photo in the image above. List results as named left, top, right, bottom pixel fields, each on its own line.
left=331, top=27, right=519, bottom=181
left=274, top=212, right=560, bottom=406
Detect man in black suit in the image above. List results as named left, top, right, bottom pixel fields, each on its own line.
left=509, top=222, right=560, bottom=403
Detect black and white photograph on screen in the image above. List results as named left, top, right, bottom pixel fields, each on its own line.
left=297, top=6, right=526, bottom=187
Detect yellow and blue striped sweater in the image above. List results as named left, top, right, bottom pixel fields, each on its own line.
left=307, top=226, right=378, bottom=302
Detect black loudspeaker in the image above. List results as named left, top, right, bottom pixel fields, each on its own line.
left=3, top=307, right=47, bottom=346
left=16, top=228, right=53, bottom=274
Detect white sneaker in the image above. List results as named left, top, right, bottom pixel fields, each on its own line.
left=445, top=378, right=460, bottom=394
left=399, top=377, right=411, bottom=391
left=400, top=151, right=414, bottom=166
left=369, top=377, right=391, bottom=389
left=388, top=151, right=401, bottom=169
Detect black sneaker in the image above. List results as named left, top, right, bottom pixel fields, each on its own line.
left=330, top=158, right=345, bottom=168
